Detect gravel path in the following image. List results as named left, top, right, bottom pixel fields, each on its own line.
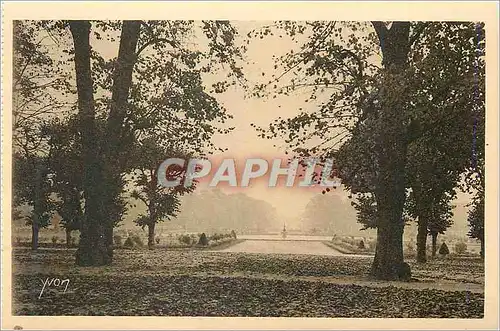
left=215, top=239, right=349, bottom=256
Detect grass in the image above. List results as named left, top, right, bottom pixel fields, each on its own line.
left=11, top=247, right=484, bottom=317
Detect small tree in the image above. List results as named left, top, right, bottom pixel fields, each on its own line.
left=131, top=141, right=196, bottom=249
left=13, top=154, right=54, bottom=250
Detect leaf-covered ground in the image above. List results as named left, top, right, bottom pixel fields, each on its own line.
left=12, top=248, right=484, bottom=317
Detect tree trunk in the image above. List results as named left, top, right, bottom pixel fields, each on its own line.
left=416, top=216, right=428, bottom=263
left=31, top=222, right=39, bottom=250
left=70, top=21, right=110, bottom=266
left=31, top=160, right=44, bottom=251
left=431, top=232, right=438, bottom=257
left=369, top=22, right=412, bottom=280
left=480, top=238, right=484, bottom=258
left=148, top=223, right=156, bottom=249
left=100, top=20, right=141, bottom=257
left=66, top=228, right=72, bottom=248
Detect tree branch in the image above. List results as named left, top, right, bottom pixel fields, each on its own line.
left=371, top=21, right=388, bottom=50
left=409, top=22, right=429, bottom=48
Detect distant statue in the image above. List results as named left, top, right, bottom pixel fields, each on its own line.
left=281, top=223, right=287, bottom=239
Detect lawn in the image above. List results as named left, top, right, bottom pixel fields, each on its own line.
left=11, top=247, right=484, bottom=317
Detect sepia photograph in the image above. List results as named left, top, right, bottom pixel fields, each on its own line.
left=1, top=1, right=499, bottom=330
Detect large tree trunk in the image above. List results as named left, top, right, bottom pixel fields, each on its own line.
left=70, top=21, right=141, bottom=266
left=371, top=217, right=406, bottom=279
left=31, top=222, right=39, bottom=250
left=147, top=223, right=156, bottom=249
left=431, top=232, right=438, bottom=257
left=70, top=21, right=110, bottom=266
left=416, top=216, right=428, bottom=263
left=369, top=22, right=412, bottom=280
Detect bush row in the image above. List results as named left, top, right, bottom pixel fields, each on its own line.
left=113, top=230, right=238, bottom=249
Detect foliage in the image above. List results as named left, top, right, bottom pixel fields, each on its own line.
left=131, top=235, right=144, bottom=248
left=302, top=193, right=358, bottom=234
left=123, top=237, right=135, bottom=249
left=467, top=193, right=484, bottom=242
left=12, top=19, right=246, bottom=264
left=454, top=242, right=468, bottom=255
left=12, top=21, right=71, bottom=151
left=349, top=193, right=377, bottom=230
left=12, top=153, right=54, bottom=231
left=178, top=234, right=193, bottom=246
left=247, top=22, right=484, bottom=275
left=130, top=142, right=194, bottom=235
left=174, top=189, right=278, bottom=234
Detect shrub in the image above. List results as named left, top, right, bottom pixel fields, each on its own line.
left=155, top=237, right=160, bottom=244
left=178, top=234, right=192, bottom=246
left=51, top=236, right=58, bottom=244
left=210, top=233, right=222, bottom=241
left=131, top=235, right=144, bottom=247
left=198, top=233, right=209, bottom=246
left=358, top=240, right=365, bottom=250
left=114, top=235, right=123, bottom=247
left=454, top=241, right=468, bottom=254
left=123, top=237, right=135, bottom=248
left=439, top=242, right=450, bottom=255
left=367, top=239, right=377, bottom=250
left=113, top=234, right=123, bottom=247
